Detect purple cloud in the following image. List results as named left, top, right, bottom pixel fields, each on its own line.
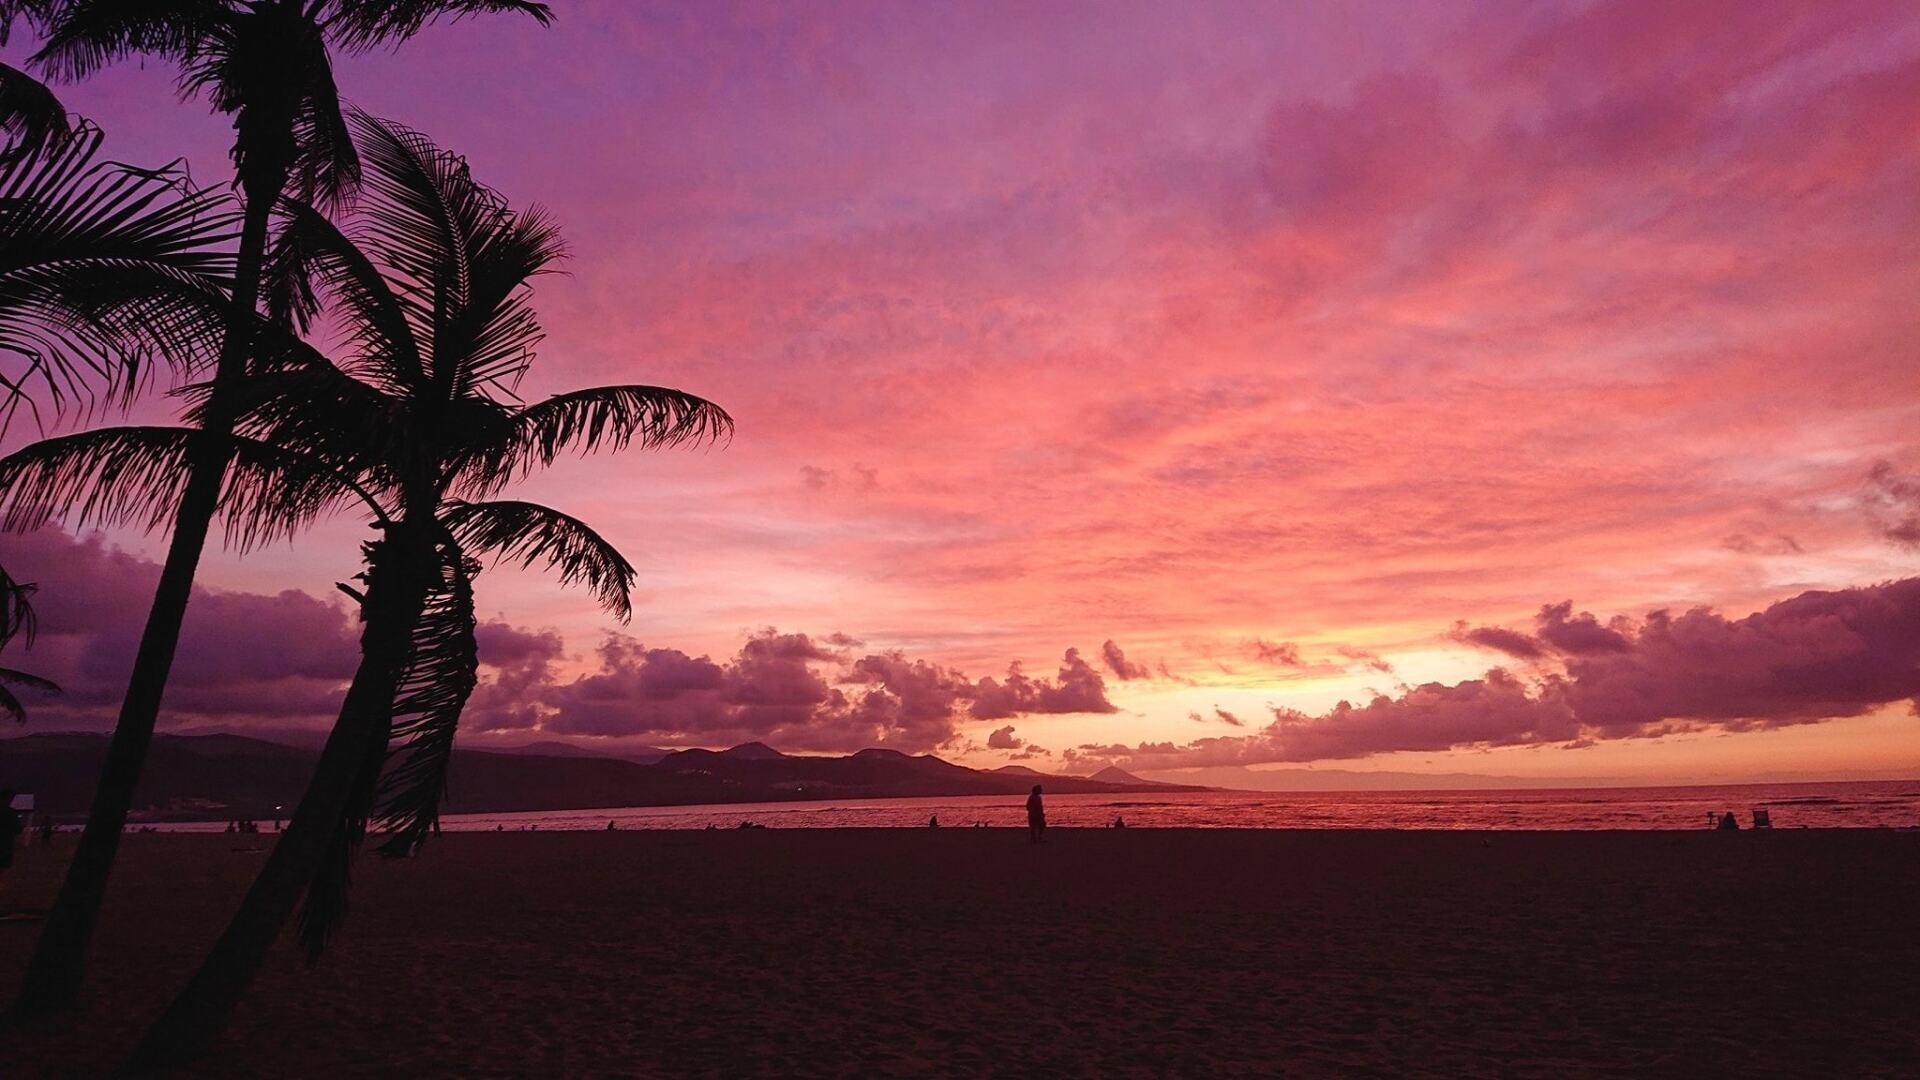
left=1100, top=639, right=1150, bottom=680
left=1076, top=578, right=1920, bottom=768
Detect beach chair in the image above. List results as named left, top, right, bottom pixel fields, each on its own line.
left=1751, top=808, right=1772, bottom=829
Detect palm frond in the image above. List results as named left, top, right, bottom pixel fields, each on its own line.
left=323, top=1, right=552, bottom=53
left=280, top=18, right=357, bottom=211
left=371, top=542, right=478, bottom=859
left=443, top=498, right=635, bottom=620
left=29, top=0, right=230, bottom=84
left=0, top=664, right=59, bottom=725
left=0, top=2, right=60, bottom=47
left=263, top=194, right=420, bottom=383
left=0, top=121, right=238, bottom=430
left=0, top=564, right=36, bottom=648
left=456, top=384, right=731, bottom=496
left=0, top=672, right=55, bottom=722
left=0, top=665, right=58, bottom=693
left=0, top=424, right=371, bottom=551
left=352, top=109, right=483, bottom=325
left=347, top=109, right=559, bottom=396
left=437, top=201, right=564, bottom=400
left=0, top=60, right=71, bottom=162
left=202, top=362, right=406, bottom=494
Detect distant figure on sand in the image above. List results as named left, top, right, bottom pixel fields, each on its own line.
left=928, top=815, right=940, bottom=828
left=1718, top=811, right=1740, bottom=831
left=1111, top=815, right=1126, bottom=829
left=0, top=789, right=21, bottom=901
left=1027, top=785, right=1046, bottom=843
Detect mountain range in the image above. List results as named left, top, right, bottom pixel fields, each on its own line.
left=0, top=733, right=1206, bottom=822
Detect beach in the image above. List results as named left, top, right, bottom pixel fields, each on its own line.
left=2, top=829, right=1916, bottom=1078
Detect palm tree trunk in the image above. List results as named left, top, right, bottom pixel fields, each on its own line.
left=8, top=174, right=279, bottom=1018
left=127, top=534, right=435, bottom=1071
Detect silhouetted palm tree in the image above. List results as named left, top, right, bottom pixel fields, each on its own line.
left=1, top=67, right=233, bottom=727
left=9, top=0, right=554, bottom=1015
left=88, top=112, right=720, bottom=1067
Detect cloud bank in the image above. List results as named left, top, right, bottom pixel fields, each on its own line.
left=471, top=632, right=1119, bottom=753
left=0, top=531, right=1121, bottom=755
left=1069, top=579, right=1920, bottom=770
left=0, top=530, right=359, bottom=729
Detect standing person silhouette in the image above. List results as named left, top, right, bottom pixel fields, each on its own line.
left=1026, top=785, right=1046, bottom=844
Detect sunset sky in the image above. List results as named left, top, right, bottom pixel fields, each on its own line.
left=3, top=0, right=1918, bottom=786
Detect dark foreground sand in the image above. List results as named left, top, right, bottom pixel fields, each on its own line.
left=1, top=829, right=1916, bottom=1078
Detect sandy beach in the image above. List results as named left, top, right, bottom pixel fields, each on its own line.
left=1, top=829, right=1916, bottom=1078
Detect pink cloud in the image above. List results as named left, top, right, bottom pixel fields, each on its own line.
left=1245, top=639, right=1305, bottom=667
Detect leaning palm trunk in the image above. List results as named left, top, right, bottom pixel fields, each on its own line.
left=13, top=168, right=279, bottom=1015
left=128, top=527, right=440, bottom=1070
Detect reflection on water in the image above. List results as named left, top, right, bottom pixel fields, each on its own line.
left=433, top=779, right=1920, bottom=832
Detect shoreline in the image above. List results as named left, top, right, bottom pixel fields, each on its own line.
left=85, top=776, right=1920, bottom=831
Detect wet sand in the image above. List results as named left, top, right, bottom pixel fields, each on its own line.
left=2, top=829, right=1916, bottom=1078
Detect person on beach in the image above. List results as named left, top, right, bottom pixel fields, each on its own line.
left=1718, top=811, right=1740, bottom=830
left=0, top=790, right=22, bottom=903
left=1027, top=785, right=1046, bottom=843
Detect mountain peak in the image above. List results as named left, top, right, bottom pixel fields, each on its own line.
left=1090, top=765, right=1151, bottom=785
left=721, top=741, right=786, bottom=761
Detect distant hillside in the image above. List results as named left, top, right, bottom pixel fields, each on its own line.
left=490, top=740, right=669, bottom=765
left=0, top=733, right=1209, bottom=822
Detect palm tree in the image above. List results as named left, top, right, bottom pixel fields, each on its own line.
left=10, top=0, right=555, bottom=1015
left=3, top=1, right=235, bottom=745
left=2, top=60, right=236, bottom=729
left=81, top=111, right=720, bottom=1066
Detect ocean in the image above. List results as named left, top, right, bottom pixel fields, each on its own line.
left=433, top=778, right=1920, bottom=832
